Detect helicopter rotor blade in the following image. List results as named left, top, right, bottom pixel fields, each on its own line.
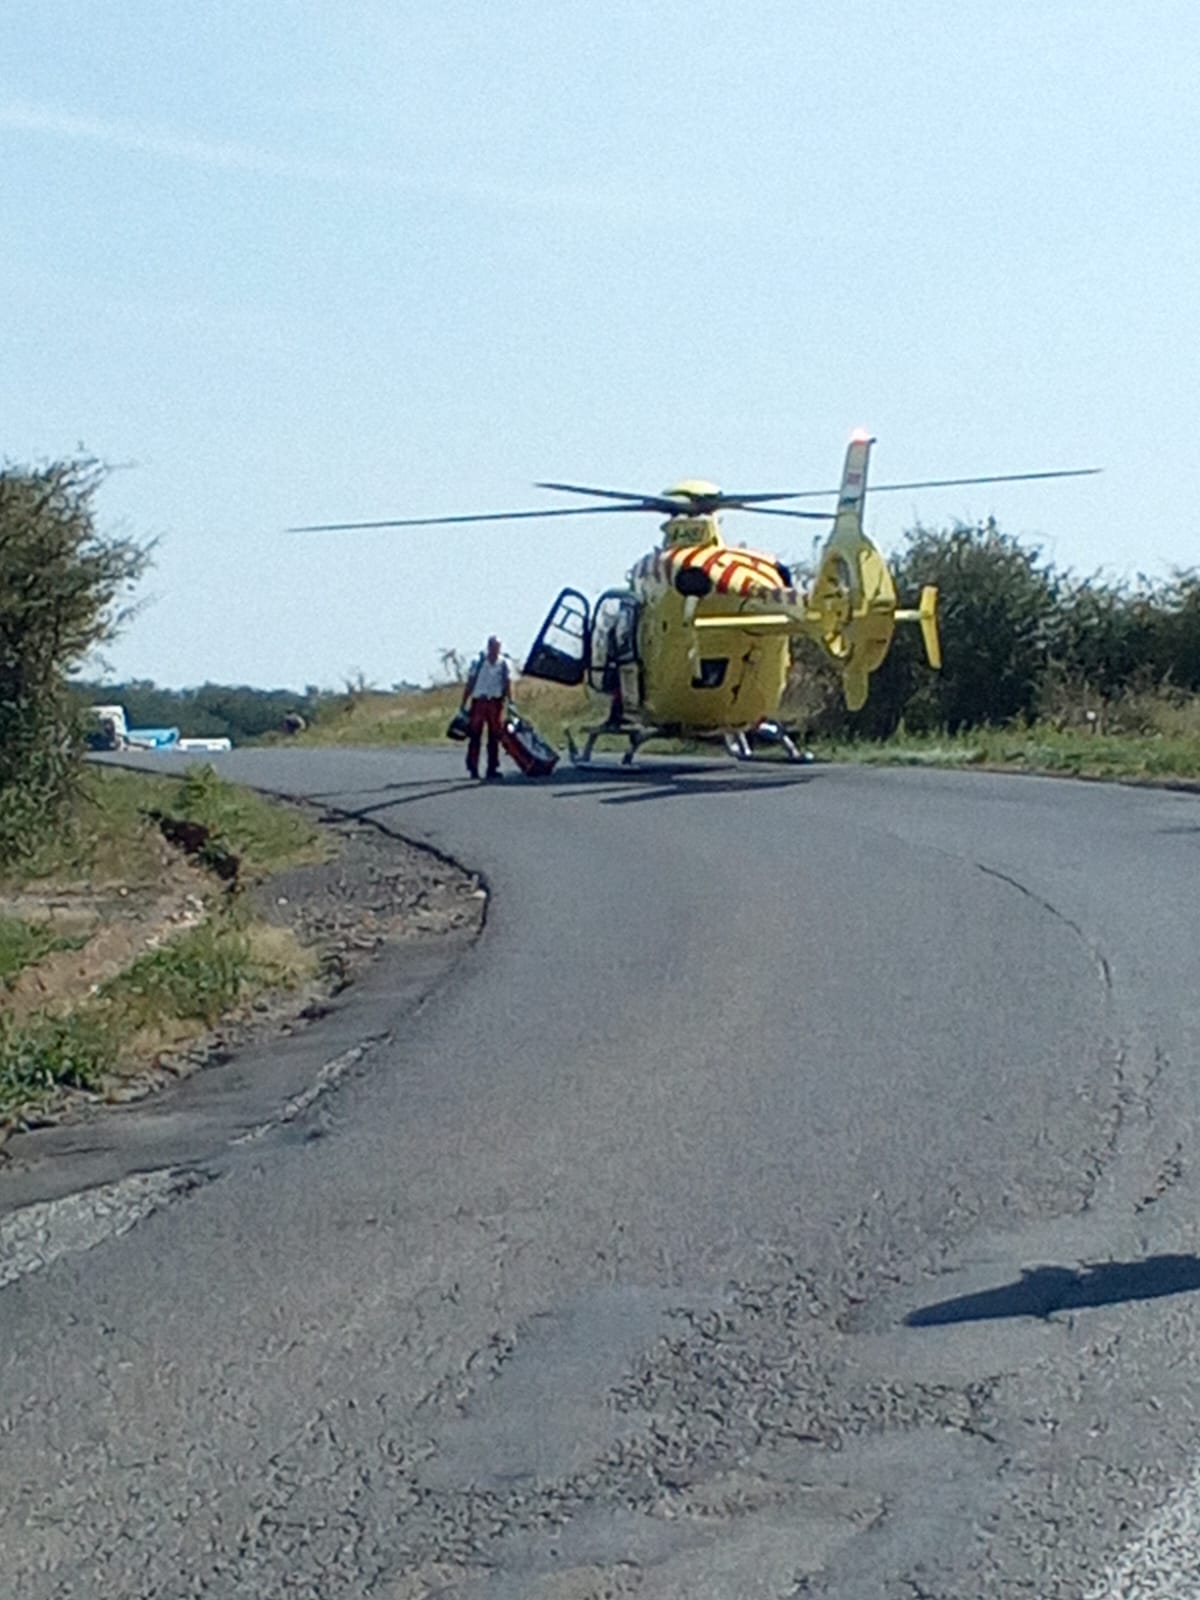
left=289, top=466, right=1103, bottom=533
left=537, top=483, right=854, bottom=514
left=712, top=492, right=823, bottom=506
left=288, top=503, right=653, bottom=533
left=868, top=467, right=1102, bottom=494
left=537, top=482, right=834, bottom=514
left=737, top=466, right=1104, bottom=503
left=534, top=480, right=689, bottom=514
left=725, top=465, right=1100, bottom=521
left=731, top=505, right=840, bottom=522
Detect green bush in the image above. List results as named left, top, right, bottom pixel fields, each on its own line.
left=0, top=458, right=150, bottom=865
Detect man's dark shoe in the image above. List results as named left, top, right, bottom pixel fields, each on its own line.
left=467, top=768, right=480, bottom=780
left=485, top=770, right=503, bottom=782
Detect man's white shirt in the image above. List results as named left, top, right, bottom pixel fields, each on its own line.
left=470, top=656, right=510, bottom=699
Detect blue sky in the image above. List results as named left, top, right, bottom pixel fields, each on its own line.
left=3, top=1, right=1196, bottom=690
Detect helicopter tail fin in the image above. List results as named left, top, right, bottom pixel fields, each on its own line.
left=834, top=428, right=873, bottom=526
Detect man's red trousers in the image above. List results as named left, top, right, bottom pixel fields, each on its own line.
left=467, top=696, right=504, bottom=777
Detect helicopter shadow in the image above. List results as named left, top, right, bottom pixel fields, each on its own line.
left=305, top=777, right=486, bottom=822
left=547, top=760, right=816, bottom=805
left=905, top=1254, right=1200, bottom=1327
left=305, top=776, right=482, bottom=804
left=300, top=762, right=816, bottom=820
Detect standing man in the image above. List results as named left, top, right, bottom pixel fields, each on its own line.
left=461, top=635, right=512, bottom=781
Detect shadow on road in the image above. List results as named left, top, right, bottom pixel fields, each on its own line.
left=303, top=761, right=817, bottom=817
left=906, top=1254, right=1200, bottom=1327
left=562, top=773, right=814, bottom=805
left=305, top=776, right=481, bottom=804
left=546, top=760, right=816, bottom=804
left=311, top=779, right=485, bottom=820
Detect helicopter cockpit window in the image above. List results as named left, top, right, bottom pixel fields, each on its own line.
left=523, top=588, right=590, bottom=687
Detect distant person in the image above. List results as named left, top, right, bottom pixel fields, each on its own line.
left=461, top=636, right=512, bottom=781
left=282, top=711, right=307, bottom=736
left=88, top=714, right=124, bottom=751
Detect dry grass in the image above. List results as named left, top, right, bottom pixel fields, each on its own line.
left=293, top=679, right=591, bottom=748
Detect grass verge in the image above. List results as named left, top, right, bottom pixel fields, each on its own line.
left=2, top=762, right=327, bottom=890
left=0, top=765, right=329, bottom=1124
left=812, top=726, right=1200, bottom=785
left=0, top=911, right=315, bottom=1117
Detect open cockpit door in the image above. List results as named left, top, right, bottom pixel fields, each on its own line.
left=588, top=589, right=643, bottom=709
left=523, top=588, right=591, bottom=685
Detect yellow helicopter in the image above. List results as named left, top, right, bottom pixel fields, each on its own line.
left=293, top=433, right=1097, bottom=766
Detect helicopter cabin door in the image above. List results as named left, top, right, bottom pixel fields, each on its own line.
left=523, top=588, right=590, bottom=685
left=588, top=590, right=643, bottom=711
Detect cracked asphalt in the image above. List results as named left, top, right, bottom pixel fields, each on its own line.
left=2, top=748, right=1199, bottom=1598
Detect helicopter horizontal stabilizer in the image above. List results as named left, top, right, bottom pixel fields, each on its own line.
left=894, top=585, right=941, bottom=670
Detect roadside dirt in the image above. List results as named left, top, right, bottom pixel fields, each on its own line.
left=0, top=813, right=485, bottom=1139
left=1, top=850, right=206, bottom=1027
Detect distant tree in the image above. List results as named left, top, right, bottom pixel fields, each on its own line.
left=69, top=679, right=323, bottom=743
left=1035, top=571, right=1161, bottom=720
left=437, top=646, right=468, bottom=684
left=0, top=458, right=150, bottom=862
left=190, top=683, right=314, bottom=740
left=1052, top=574, right=1155, bottom=691
left=1153, top=569, right=1200, bottom=690
left=886, top=520, right=1062, bottom=733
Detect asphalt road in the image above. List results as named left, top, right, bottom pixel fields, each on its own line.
left=3, top=748, right=1200, bottom=1599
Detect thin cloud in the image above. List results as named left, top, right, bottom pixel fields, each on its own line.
left=0, top=99, right=648, bottom=217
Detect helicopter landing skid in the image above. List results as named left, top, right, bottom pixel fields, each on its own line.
left=567, top=724, right=647, bottom=767
left=724, top=729, right=811, bottom=764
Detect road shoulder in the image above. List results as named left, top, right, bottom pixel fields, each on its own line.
left=0, top=812, right=484, bottom=1218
